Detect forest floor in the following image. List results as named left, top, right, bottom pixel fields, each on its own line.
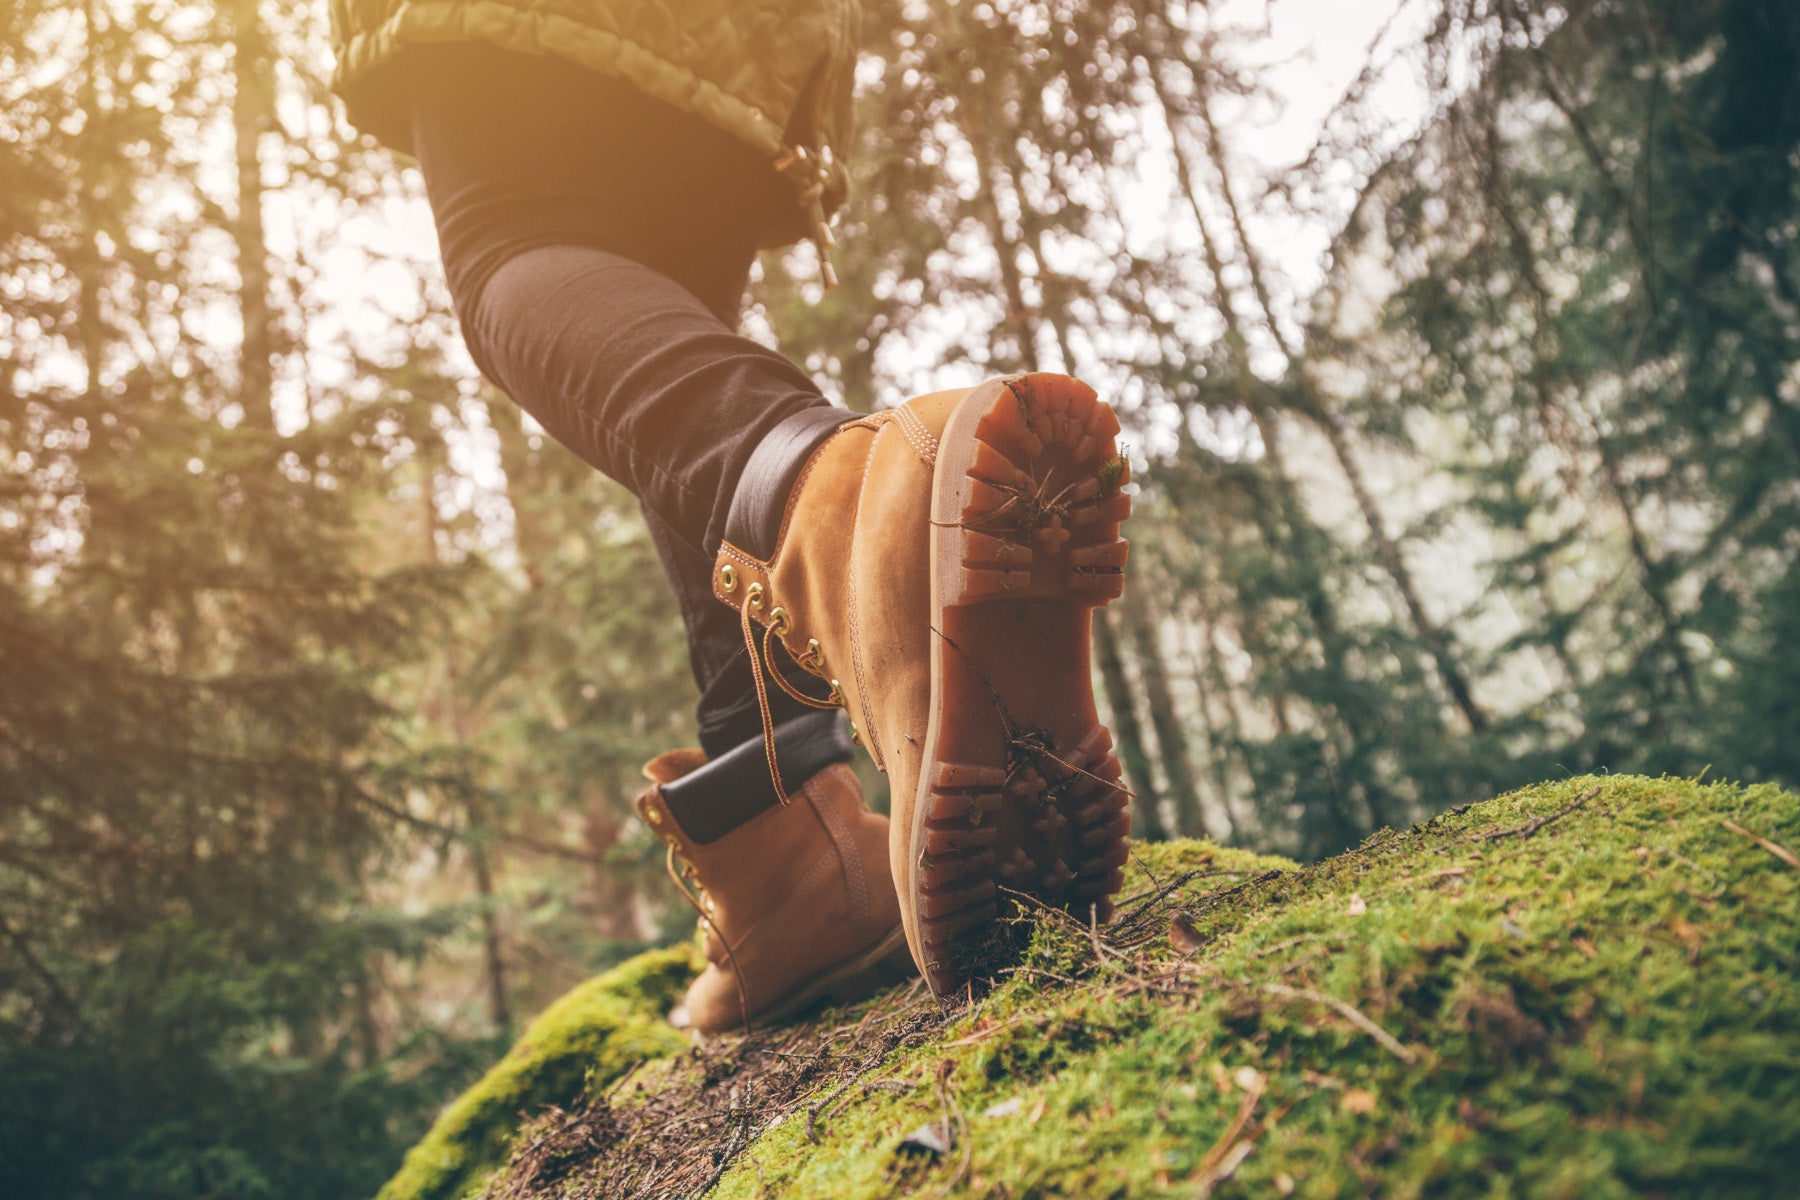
left=379, top=774, right=1799, bottom=1200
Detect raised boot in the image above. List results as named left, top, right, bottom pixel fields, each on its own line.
left=713, top=373, right=1134, bottom=995
left=635, top=711, right=913, bottom=1033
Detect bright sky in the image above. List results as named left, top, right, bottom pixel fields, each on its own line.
left=1210, top=0, right=1431, bottom=292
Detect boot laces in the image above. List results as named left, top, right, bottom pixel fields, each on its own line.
left=739, top=599, right=840, bottom=808
left=662, top=843, right=754, bottom=1033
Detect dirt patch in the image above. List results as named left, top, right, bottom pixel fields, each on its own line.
left=485, top=978, right=957, bottom=1199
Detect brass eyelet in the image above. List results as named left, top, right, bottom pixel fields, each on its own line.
left=719, top=564, right=737, bottom=593
left=770, top=606, right=790, bottom=635
left=746, top=582, right=765, bottom=610
left=801, top=638, right=823, bottom=669
left=848, top=721, right=861, bottom=746
left=826, top=678, right=843, bottom=705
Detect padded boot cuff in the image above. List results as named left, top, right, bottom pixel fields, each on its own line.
left=661, top=710, right=855, bottom=844
left=724, top=405, right=856, bottom=559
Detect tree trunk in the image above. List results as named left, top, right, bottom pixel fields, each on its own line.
left=229, top=0, right=275, bottom=427
left=960, top=82, right=1044, bottom=374
left=75, top=1, right=108, bottom=404
left=1123, top=601, right=1206, bottom=838
left=422, top=471, right=513, bottom=1030
left=1191, top=76, right=1490, bottom=734
left=1094, top=609, right=1168, bottom=841
left=1473, top=93, right=1700, bottom=703
left=1183, top=610, right=1246, bottom=843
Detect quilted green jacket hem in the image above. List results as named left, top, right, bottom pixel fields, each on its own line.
left=328, top=0, right=858, bottom=253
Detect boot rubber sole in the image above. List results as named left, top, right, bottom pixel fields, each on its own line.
left=911, top=373, right=1132, bottom=996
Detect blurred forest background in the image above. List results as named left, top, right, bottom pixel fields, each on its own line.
left=3, top=0, right=1796, bottom=1195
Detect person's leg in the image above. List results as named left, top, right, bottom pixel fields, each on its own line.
left=395, top=48, right=919, bottom=1027
left=403, top=44, right=842, bottom=752
left=394, top=44, right=1133, bottom=1004
left=455, top=244, right=833, bottom=558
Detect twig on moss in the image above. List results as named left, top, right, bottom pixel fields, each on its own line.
left=749, top=1047, right=864, bottom=1063
left=695, top=1114, right=750, bottom=1194
left=804, top=1075, right=856, bottom=1144
left=927, top=1060, right=974, bottom=1200
left=1012, top=965, right=1089, bottom=989
left=1193, top=1066, right=1264, bottom=1189
left=1194, top=1098, right=1298, bottom=1198
left=1125, top=845, right=1171, bottom=901
left=998, top=884, right=1167, bottom=992
left=602, top=1058, right=649, bottom=1102
left=1262, top=983, right=1420, bottom=1064
left=1249, top=933, right=1346, bottom=960
left=1720, top=819, right=1800, bottom=871
left=1114, top=866, right=1246, bottom=910
left=941, top=1010, right=1036, bottom=1048
left=1474, top=786, right=1601, bottom=842
left=1653, top=845, right=1719, bottom=883
left=861, top=1078, right=918, bottom=1095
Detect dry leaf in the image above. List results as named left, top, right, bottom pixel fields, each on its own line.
left=1341, top=1088, right=1378, bottom=1115
left=1275, top=1172, right=1297, bottom=1196
left=983, top=1097, right=1023, bottom=1119
left=1170, top=911, right=1206, bottom=955
left=1667, top=914, right=1705, bottom=963
left=1571, top=936, right=1598, bottom=959
left=1347, top=892, right=1368, bottom=916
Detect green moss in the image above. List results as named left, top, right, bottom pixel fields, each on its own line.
left=374, top=945, right=699, bottom=1200
left=380, top=776, right=1798, bottom=1199
left=705, top=775, right=1799, bottom=1199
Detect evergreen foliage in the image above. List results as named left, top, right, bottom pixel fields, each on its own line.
left=2, top=0, right=1794, bottom=1193
left=754, top=0, right=1800, bottom=856
left=1, top=1, right=496, bottom=1194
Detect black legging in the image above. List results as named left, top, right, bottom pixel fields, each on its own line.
left=403, top=44, right=837, bottom=755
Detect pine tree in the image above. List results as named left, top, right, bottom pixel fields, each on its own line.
left=1, top=2, right=499, bottom=1194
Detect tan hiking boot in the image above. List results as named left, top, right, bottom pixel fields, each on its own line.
left=635, top=714, right=913, bottom=1034
left=712, top=372, right=1134, bottom=995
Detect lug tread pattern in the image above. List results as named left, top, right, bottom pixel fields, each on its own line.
left=916, top=375, right=1134, bottom=994
left=947, top=381, right=1130, bottom=608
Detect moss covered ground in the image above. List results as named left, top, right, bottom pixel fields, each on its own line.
left=375, top=946, right=698, bottom=1200
left=381, top=775, right=1799, bottom=1199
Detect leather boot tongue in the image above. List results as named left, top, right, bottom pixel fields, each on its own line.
left=660, top=711, right=854, bottom=843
